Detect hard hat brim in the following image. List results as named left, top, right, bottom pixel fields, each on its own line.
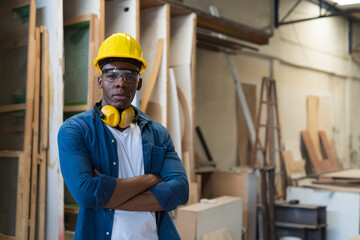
left=94, top=54, right=147, bottom=73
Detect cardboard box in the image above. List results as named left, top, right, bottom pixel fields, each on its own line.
left=176, top=196, right=243, bottom=240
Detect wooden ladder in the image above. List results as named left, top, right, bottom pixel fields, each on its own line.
left=251, top=77, right=287, bottom=240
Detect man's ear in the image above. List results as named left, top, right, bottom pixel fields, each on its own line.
left=97, top=76, right=103, bottom=89
left=137, top=78, right=142, bottom=91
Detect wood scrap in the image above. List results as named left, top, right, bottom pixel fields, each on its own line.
left=307, top=96, right=322, bottom=160
left=301, top=131, right=338, bottom=174
left=319, top=131, right=338, bottom=170
left=282, top=150, right=306, bottom=184
left=38, top=26, right=49, bottom=240
left=140, top=38, right=164, bottom=112
left=18, top=0, right=36, bottom=238
left=29, top=27, right=41, bottom=240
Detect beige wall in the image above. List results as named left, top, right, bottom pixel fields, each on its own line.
left=195, top=1, right=360, bottom=170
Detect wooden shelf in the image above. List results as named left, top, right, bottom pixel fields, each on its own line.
left=0, top=150, right=24, bottom=158
left=0, top=104, right=26, bottom=113
left=64, top=205, right=79, bottom=215
left=0, top=125, right=25, bottom=132
left=0, top=0, right=30, bottom=14
left=63, top=105, right=88, bottom=113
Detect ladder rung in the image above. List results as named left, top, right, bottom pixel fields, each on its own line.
left=259, top=124, right=267, bottom=127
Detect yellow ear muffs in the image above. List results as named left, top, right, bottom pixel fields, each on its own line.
left=100, top=105, right=135, bottom=129
left=119, top=107, right=135, bottom=129
left=101, top=105, right=120, bottom=127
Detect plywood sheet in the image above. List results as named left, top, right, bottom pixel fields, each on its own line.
left=321, top=169, right=360, bottom=179
left=282, top=150, right=306, bottom=181
left=318, top=96, right=332, bottom=138
left=201, top=170, right=256, bottom=240
left=140, top=4, right=169, bottom=126
left=170, top=13, right=195, bottom=66
left=105, top=0, right=138, bottom=39
left=63, top=0, right=101, bottom=19
left=168, top=68, right=182, bottom=159
left=307, top=96, right=322, bottom=160
left=301, top=130, right=338, bottom=174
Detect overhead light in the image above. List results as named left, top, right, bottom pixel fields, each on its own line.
left=332, top=0, right=360, bottom=5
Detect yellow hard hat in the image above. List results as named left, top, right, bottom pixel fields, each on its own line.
left=94, top=33, right=147, bottom=73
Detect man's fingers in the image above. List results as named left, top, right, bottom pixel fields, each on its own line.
left=93, top=168, right=101, bottom=176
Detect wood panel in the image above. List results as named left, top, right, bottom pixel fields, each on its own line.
left=301, top=131, right=338, bottom=174
left=28, top=27, right=41, bottom=240
left=139, top=4, right=169, bottom=126
left=201, top=170, right=257, bottom=240
left=307, top=96, right=322, bottom=160
left=37, top=26, right=49, bottom=240
left=17, top=0, right=36, bottom=238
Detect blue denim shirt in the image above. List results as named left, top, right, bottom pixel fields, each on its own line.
left=58, top=107, right=189, bottom=239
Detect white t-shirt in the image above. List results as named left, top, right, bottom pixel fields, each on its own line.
left=106, top=123, right=158, bottom=240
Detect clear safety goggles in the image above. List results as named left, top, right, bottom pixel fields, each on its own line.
left=101, top=68, right=140, bottom=83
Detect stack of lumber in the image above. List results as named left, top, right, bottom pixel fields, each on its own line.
left=295, top=169, right=360, bottom=193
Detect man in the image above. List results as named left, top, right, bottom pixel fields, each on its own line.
left=58, top=33, right=189, bottom=239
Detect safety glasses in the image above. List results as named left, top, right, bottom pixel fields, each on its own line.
left=101, top=68, right=139, bottom=83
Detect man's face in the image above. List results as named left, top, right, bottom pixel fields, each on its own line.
left=97, top=61, right=142, bottom=110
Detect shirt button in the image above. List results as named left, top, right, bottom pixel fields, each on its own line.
left=113, top=162, right=116, bottom=165
left=111, top=139, right=115, bottom=143
left=106, top=232, right=109, bottom=235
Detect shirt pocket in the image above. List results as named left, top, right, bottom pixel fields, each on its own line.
left=151, top=145, right=167, bottom=175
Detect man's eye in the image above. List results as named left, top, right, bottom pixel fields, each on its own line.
left=107, top=74, right=117, bottom=80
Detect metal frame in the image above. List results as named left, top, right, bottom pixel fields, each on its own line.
left=275, top=0, right=360, bottom=53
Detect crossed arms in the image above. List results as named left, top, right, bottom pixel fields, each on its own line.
left=58, top=118, right=189, bottom=213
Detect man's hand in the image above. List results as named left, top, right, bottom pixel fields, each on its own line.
left=93, top=168, right=101, bottom=177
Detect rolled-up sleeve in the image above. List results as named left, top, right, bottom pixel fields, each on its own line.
left=150, top=133, right=189, bottom=211
left=58, top=120, right=116, bottom=210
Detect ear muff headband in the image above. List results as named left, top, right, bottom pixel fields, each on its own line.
left=94, top=102, right=137, bottom=129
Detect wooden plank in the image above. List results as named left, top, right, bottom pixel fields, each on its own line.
left=145, top=101, right=162, bottom=123
left=177, top=87, right=191, bottom=182
left=321, top=169, right=360, bottom=180
left=139, top=0, right=163, bottom=9
left=139, top=38, right=164, bottom=112
left=282, top=150, right=306, bottom=182
left=63, top=105, right=88, bottom=112
left=64, top=14, right=92, bottom=26
left=0, top=151, right=23, bottom=158
left=87, top=14, right=97, bottom=109
left=0, top=0, right=30, bottom=14
left=296, top=178, right=360, bottom=194
left=16, top=0, right=36, bottom=238
left=307, top=96, right=322, bottom=160
left=0, top=126, right=25, bottom=132
left=0, top=233, right=16, bottom=240
left=319, top=131, right=338, bottom=171
left=64, top=205, right=79, bottom=214
left=168, top=68, right=182, bottom=160
left=0, top=104, right=26, bottom=113
left=29, top=27, right=41, bottom=240
left=37, top=26, right=49, bottom=240
left=301, top=131, right=337, bottom=174
left=190, top=13, right=197, bottom=177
